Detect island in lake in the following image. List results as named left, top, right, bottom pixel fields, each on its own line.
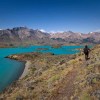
left=0, top=45, right=100, bottom=100
left=0, top=0, right=100, bottom=98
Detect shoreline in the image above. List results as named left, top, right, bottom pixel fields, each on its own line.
left=5, top=55, right=32, bottom=80
left=20, top=60, right=31, bottom=79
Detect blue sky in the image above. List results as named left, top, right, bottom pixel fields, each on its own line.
left=0, top=0, right=100, bottom=33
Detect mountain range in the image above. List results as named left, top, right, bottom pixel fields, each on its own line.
left=50, top=31, right=100, bottom=44
left=0, top=27, right=100, bottom=46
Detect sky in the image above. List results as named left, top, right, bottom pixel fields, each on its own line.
left=0, top=0, right=100, bottom=33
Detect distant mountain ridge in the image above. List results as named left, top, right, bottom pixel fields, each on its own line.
left=0, top=27, right=100, bottom=46
left=0, top=27, right=52, bottom=46
left=50, top=31, right=100, bottom=44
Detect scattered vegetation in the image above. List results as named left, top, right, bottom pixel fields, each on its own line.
left=0, top=45, right=100, bottom=100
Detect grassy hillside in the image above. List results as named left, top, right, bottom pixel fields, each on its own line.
left=0, top=45, right=100, bottom=100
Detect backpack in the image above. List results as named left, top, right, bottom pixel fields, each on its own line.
left=84, top=48, right=89, bottom=54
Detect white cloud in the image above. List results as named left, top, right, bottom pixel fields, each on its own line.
left=39, top=29, right=46, bottom=32
left=39, top=29, right=66, bottom=34
left=49, top=31, right=64, bottom=34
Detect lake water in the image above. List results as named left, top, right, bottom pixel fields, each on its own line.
left=0, top=45, right=84, bottom=92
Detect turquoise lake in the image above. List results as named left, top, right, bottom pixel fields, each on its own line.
left=0, top=45, right=84, bottom=92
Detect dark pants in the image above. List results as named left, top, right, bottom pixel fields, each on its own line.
left=85, top=53, right=89, bottom=60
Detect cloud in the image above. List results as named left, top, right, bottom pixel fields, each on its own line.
left=39, top=29, right=46, bottom=32
left=39, top=29, right=65, bottom=34
left=49, top=31, right=64, bottom=34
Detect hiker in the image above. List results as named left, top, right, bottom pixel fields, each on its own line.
left=83, top=45, right=90, bottom=60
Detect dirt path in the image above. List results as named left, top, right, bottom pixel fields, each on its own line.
left=50, top=70, right=78, bottom=100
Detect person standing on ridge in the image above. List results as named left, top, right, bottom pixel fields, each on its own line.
left=83, top=45, right=90, bottom=60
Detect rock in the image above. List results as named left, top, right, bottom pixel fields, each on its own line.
left=27, top=85, right=34, bottom=90
left=16, top=95, right=24, bottom=100
left=6, top=88, right=13, bottom=94
left=59, top=60, right=65, bottom=65
left=87, top=74, right=100, bottom=85
left=91, top=90, right=100, bottom=99
left=24, top=80, right=38, bottom=90
left=34, top=69, right=42, bottom=77
left=79, top=58, right=82, bottom=61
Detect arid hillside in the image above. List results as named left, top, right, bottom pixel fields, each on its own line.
left=0, top=45, right=100, bottom=100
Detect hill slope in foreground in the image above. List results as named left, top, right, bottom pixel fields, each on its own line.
left=0, top=45, right=100, bottom=100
